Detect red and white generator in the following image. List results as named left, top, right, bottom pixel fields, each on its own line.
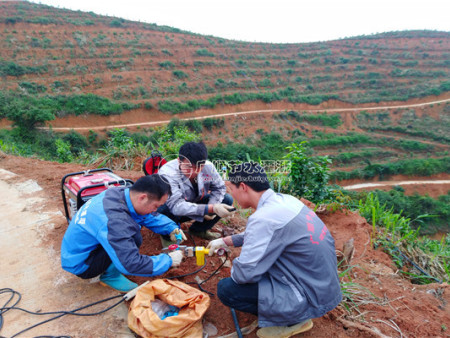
left=61, top=168, right=133, bottom=223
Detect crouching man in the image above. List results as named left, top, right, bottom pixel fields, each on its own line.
left=61, top=174, right=185, bottom=293
left=207, top=162, right=342, bottom=338
left=158, top=141, right=234, bottom=241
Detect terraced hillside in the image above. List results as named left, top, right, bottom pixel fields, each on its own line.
left=1, top=2, right=449, bottom=106
left=0, top=1, right=449, bottom=179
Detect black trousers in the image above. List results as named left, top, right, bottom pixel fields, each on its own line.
left=76, top=245, right=111, bottom=279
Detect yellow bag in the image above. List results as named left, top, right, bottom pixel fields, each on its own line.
left=128, top=279, right=210, bottom=338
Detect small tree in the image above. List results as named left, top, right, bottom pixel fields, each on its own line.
left=5, top=95, right=55, bottom=136
left=284, top=141, right=332, bottom=203
left=55, top=138, right=74, bottom=163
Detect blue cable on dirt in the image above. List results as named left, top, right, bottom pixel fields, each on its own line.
left=230, top=308, right=243, bottom=338
left=385, top=238, right=442, bottom=283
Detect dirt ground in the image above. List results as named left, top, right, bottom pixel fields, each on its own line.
left=1, top=153, right=449, bottom=337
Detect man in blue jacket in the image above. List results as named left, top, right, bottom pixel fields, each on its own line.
left=207, top=162, right=342, bottom=338
left=61, top=174, right=185, bottom=292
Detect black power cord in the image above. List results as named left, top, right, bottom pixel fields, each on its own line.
left=1, top=237, right=229, bottom=337
left=165, top=230, right=230, bottom=295
left=166, top=251, right=230, bottom=296
left=0, top=288, right=123, bottom=338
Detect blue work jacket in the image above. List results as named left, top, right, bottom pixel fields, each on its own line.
left=61, top=187, right=177, bottom=276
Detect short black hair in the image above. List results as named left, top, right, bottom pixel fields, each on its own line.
left=228, top=162, right=270, bottom=192
left=179, top=141, right=208, bottom=167
left=130, top=174, right=171, bottom=200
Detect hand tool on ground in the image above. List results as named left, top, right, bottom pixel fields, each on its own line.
left=162, top=244, right=226, bottom=266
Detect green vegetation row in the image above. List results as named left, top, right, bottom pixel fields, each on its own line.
left=0, top=90, right=139, bottom=129
left=1, top=1, right=192, bottom=34
left=0, top=60, right=48, bottom=77
left=348, top=188, right=450, bottom=234
left=356, top=105, right=450, bottom=145
left=157, top=90, right=339, bottom=114
left=360, top=125, right=450, bottom=144
left=330, top=149, right=396, bottom=165
left=308, top=131, right=434, bottom=151
left=209, top=130, right=434, bottom=163
left=330, top=157, right=450, bottom=181
left=156, top=82, right=449, bottom=114
left=274, top=110, right=342, bottom=128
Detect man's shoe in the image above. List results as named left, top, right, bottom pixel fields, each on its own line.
left=256, top=319, right=313, bottom=338
left=189, top=230, right=221, bottom=240
left=99, top=263, right=138, bottom=293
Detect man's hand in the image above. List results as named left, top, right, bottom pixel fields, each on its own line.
left=213, top=204, right=236, bottom=218
left=204, top=214, right=217, bottom=221
left=168, top=250, right=184, bottom=267
left=169, top=228, right=187, bottom=243
left=206, top=238, right=228, bottom=256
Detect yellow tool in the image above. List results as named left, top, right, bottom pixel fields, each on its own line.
left=193, top=246, right=209, bottom=266
left=162, top=245, right=212, bottom=266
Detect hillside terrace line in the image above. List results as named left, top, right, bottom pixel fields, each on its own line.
left=40, top=98, right=450, bottom=131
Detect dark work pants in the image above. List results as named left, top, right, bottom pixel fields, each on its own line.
left=157, top=193, right=233, bottom=233
left=217, top=277, right=259, bottom=315
left=76, top=245, right=111, bottom=279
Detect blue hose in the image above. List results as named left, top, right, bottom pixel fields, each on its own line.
left=230, top=308, right=243, bottom=338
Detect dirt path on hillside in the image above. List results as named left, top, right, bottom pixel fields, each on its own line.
left=344, top=180, right=450, bottom=190
left=343, top=179, right=450, bottom=197
left=39, top=97, right=450, bottom=132
left=336, top=173, right=450, bottom=198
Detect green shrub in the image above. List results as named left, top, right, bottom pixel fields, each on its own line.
left=283, top=141, right=332, bottom=203
left=195, top=48, right=215, bottom=57
left=109, top=19, right=123, bottom=27
left=202, top=118, right=224, bottom=131
left=0, top=61, right=48, bottom=77
left=173, top=70, right=188, bottom=79
left=55, top=138, right=74, bottom=163
left=18, top=82, right=47, bottom=94
left=62, top=130, right=88, bottom=155
left=277, top=111, right=342, bottom=128
left=158, top=61, right=175, bottom=69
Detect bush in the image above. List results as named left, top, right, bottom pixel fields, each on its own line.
left=0, top=61, right=48, bottom=77
left=55, top=139, right=74, bottom=163
left=277, top=111, right=342, bottom=128
left=62, top=130, right=88, bottom=155
left=109, top=19, right=123, bottom=27
left=19, top=81, right=47, bottom=94
left=195, top=49, right=215, bottom=57
left=173, top=70, right=188, bottom=79
left=284, top=142, right=332, bottom=203
left=158, top=61, right=175, bottom=69
left=202, top=118, right=224, bottom=131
